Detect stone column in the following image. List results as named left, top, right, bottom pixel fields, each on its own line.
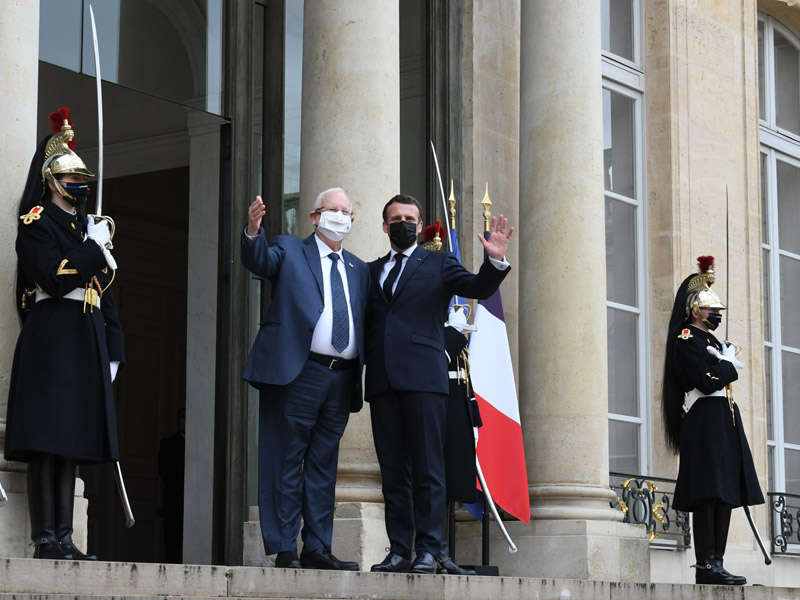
left=300, top=0, right=399, bottom=569
left=513, top=0, right=649, bottom=581
left=0, top=0, right=41, bottom=558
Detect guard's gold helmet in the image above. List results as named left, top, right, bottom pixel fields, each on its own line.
left=41, top=108, right=94, bottom=202
left=686, top=255, right=725, bottom=317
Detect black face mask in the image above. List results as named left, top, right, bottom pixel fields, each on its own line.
left=63, top=182, right=90, bottom=207
left=388, top=220, right=418, bottom=250
left=704, top=313, right=723, bottom=331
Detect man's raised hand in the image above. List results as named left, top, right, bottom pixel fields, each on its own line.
left=477, top=214, right=514, bottom=261
left=247, top=196, right=266, bottom=237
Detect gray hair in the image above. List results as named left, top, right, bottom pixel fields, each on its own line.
left=314, top=187, right=348, bottom=210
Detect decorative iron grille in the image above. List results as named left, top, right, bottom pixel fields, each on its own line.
left=609, top=472, right=691, bottom=550
left=769, top=491, right=800, bottom=557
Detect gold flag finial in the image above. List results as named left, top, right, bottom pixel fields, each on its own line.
left=448, top=180, right=457, bottom=229
left=481, top=182, right=492, bottom=232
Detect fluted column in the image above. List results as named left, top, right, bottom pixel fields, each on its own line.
left=0, top=0, right=40, bottom=557
left=300, top=0, right=400, bottom=569
left=514, top=0, right=649, bottom=580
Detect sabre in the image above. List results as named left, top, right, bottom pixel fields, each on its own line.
left=476, top=457, right=517, bottom=553
left=88, top=5, right=115, bottom=240
left=430, top=141, right=453, bottom=251
left=744, top=505, right=771, bottom=565
left=114, top=461, right=135, bottom=528
left=0, top=480, right=7, bottom=502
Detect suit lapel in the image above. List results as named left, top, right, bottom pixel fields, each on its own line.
left=373, top=253, right=391, bottom=304
left=303, top=235, right=324, bottom=298
left=392, top=245, right=427, bottom=300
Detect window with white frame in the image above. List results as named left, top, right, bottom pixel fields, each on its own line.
left=759, top=13, right=800, bottom=496
left=602, top=0, right=649, bottom=474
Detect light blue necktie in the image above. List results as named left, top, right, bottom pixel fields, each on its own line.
left=329, top=254, right=349, bottom=352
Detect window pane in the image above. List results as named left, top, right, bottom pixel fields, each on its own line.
left=786, top=448, right=800, bottom=495
left=777, top=159, right=800, bottom=255
left=607, top=307, right=638, bottom=416
left=605, top=197, right=637, bottom=306
left=759, top=20, right=766, bottom=122
left=764, top=248, right=772, bottom=342
left=761, top=152, right=769, bottom=244
left=609, top=419, right=639, bottom=473
left=283, top=0, right=303, bottom=235
left=780, top=255, right=800, bottom=349
left=601, top=0, right=634, bottom=62
left=775, top=30, right=800, bottom=136
left=766, top=346, right=773, bottom=440
left=782, top=351, right=800, bottom=445
left=603, top=89, right=636, bottom=198
left=768, top=445, right=775, bottom=493
left=39, top=0, right=83, bottom=72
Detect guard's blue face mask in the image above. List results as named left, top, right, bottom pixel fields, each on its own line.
left=62, top=182, right=91, bottom=207
left=704, top=312, right=723, bottom=331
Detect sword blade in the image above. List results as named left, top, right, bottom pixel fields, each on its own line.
left=89, top=5, right=104, bottom=216
left=725, top=185, right=729, bottom=341
left=743, top=504, right=772, bottom=565
left=429, top=140, right=453, bottom=251
left=113, top=461, right=135, bottom=528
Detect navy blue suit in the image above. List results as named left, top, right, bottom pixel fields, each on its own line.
left=241, top=231, right=369, bottom=555
left=366, top=245, right=509, bottom=558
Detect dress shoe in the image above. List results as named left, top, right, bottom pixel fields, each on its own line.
left=437, top=554, right=476, bottom=575
left=274, top=550, right=302, bottom=569
left=694, top=561, right=736, bottom=585
left=300, top=547, right=359, bottom=571
left=370, top=551, right=412, bottom=573
left=410, top=551, right=437, bottom=574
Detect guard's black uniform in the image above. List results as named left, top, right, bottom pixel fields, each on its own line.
left=5, top=201, right=124, bottom=463
left=443, top=325, right=481, bottom=503
left=670, top=325, right=763, bottom=512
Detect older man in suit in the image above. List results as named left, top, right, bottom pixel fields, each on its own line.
left=241, top=187, right=369, bottom=570
left=366, top=194, right=513, bottom=574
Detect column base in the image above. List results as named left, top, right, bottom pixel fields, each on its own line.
left=0, top=469, right=89, bottom=559
left=456, top=517, right=650, bottom=580
left=242, top=501, right=389, bottom=569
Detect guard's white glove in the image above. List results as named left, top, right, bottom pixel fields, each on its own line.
left=722, top=342, right=737, bottom=359
left=87, top=215, right=112, bottom=249
left=110, top=361, right=120, bottom=382
left=707, top=345, right=745, bottom=370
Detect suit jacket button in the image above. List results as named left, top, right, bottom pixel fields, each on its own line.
left=319, top=308, right=324, bottom=313
left=387, top=311, right=392, bottom=316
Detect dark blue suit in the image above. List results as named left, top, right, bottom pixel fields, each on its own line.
left=241, top=231, right=369, bottom=555
left=366, top=245, right=508, bottom=557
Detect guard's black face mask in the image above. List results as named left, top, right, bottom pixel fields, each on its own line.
left=704, top=312, right=723, bottom=331
left=63, top=182, right=90, bottom=207
left=388, top=220, right=418, bottom=250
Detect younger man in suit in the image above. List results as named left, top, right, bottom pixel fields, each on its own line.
left=365, top=194, right=513, bottom=573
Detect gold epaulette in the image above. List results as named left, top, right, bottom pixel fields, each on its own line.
left=20, top=205, right=44, bottom=225
left=677, top=328, right=693, bottom=340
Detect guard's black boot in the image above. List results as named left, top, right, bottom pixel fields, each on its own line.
left=28, top=454, right=73, bottom=560
left=54, top=457, right=97, bottom=560
left=692, top=504, right=733, bottom=585
left=711, top=507, right=745, bottom=585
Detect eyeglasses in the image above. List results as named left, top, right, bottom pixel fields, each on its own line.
left=315, top=207, right=354, bottom=217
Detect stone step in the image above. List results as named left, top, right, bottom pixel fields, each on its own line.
left=1, top=558, right=800, bottom=600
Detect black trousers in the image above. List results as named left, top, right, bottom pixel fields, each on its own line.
left=370, top=389, right=448, bottom=558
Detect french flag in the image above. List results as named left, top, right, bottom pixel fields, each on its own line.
left=467, top=291, right=530, bottom=524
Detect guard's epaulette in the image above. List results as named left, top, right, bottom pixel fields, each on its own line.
left=677, top=328, right=693, bottom=340
left=20, top=205, right=44, bottom=225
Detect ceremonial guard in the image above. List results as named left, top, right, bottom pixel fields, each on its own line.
left=661, top=256, right=763, bottom=585
left=4, top=108, right=122, bottom=560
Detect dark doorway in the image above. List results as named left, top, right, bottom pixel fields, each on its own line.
left=80, top=167, right=189, bottom=562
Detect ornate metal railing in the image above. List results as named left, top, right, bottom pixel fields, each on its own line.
left=609, top=472, right=691, bottom=550
left=769, top=491, right=800, bottom=557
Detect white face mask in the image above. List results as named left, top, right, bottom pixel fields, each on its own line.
left=316, top=210, right=352, bottom=242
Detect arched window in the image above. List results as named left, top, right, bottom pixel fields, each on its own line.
left=759, top=13, right=800, bottom=495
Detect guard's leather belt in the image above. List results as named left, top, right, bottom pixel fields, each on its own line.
left=308, top=351, right=358, bottom=370
left=36, top=287, right=100, bottom=309
left=683, top=387, right=725, bottom=414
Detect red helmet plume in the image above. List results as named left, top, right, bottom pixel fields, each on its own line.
left=48, top=107, right=76, bottom=150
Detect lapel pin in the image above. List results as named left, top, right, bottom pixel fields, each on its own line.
left=348, top=262, right=353, bottom=268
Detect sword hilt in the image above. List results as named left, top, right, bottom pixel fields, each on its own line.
left=89, top=214, right=115, bottom=246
